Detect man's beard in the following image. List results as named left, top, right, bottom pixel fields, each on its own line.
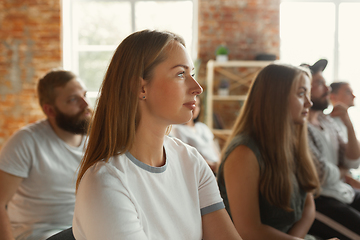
left=54, top=107, right=91, bottom=135
left=311, top=95, right=329, bottom=111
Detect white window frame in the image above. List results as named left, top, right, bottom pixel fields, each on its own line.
left=62, top=0, right=198, bottom=99
left=280, top=0, right=360, bottom=80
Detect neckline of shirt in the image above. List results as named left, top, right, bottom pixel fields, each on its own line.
left=125, top=149, right=168, bottom=173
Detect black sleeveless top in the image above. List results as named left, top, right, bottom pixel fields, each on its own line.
left=217, top=134, right=306, bottom=233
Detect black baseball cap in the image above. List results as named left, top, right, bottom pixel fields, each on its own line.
left=300, top=59, right=328, bottom=74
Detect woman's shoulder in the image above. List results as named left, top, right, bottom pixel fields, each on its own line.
left=222, top=133, right=264, bottom=169
left=77, top=155, right=140, bottom=200
left=226, top=134, right=260, bottom=156
left=81, top=155, right=129, bottom=184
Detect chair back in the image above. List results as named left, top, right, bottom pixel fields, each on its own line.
left=46, top=227, right=75, bottom=240
left=315, top=211, right=360, bottom=239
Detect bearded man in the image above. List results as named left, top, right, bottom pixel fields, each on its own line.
left=0, top=70, right=92, bottom=240
left=303, top=59, right=360, bottom=240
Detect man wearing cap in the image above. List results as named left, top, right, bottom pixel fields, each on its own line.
left=304, top=59, right=360, bottom=239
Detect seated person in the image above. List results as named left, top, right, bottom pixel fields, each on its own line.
left=329, top=81, right=356, bottom=142
left=171, top=95, right=220, bottom=173
left=72, top=30, right=242, bottom=240
left=0, top=70, right=91, bottom=240
left=303, top=59, right=360, bottom=240
left=217, top=64, right=324, bottom=239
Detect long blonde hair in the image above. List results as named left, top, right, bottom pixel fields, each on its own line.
left=222, top=64, right=319, bottom=211
left=76, top=30, right=185, bottom=190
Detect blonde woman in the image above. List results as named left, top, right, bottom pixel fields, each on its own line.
left=217, top=64, right=325, bottom=239
left=72, top=30, right=242, bottom=240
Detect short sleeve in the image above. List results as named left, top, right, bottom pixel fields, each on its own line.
left=196, top=151, right=224, bottom=215
left=0, top=129, right=33, bottom=178
left=72, top=163, right=149, bottom=240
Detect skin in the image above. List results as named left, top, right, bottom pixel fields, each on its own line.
left=224, top=146, right=309, bottom=240
left=223, top=75, right=316, bottom=239
left=0, top=78, right=90, bottom=240
left=330, top=83, right=355, bottom=109
left=130, top=41, right=242, bottom=240
left=309, top=71, right=330, bottom=113
left=289, top=74, right=313, bottom=125
left=44, top=78, right=91, bottom=147
left=185, top=96, right=220, bottom=173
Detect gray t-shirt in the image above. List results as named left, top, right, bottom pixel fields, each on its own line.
left=217, top=133, right=306, bottom=233
left=0, top=120, right=86, bottom=240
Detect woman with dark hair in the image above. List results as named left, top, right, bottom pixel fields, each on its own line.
left=72, top=30, right=242, bottom=240
left=217, top=64, right=324, bottom=239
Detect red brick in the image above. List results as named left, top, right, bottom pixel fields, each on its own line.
left=0, top=0, right=61, bottom=150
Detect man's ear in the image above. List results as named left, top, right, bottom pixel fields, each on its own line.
left=42, top=104, right=56, bottom=118
left=138, top=77, right=147, bottom=100
left=329, top=93, right=337, bottom=103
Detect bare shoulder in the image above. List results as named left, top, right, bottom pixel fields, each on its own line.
left=223, top=145, right=259, bottom=174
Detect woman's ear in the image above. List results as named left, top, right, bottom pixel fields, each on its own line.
left=138, top=77, right=147, bottom=100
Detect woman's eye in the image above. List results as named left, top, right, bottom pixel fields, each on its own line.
left=191, top=73, right=196, bottom=78
left=177, top=71, right=185, bottom=78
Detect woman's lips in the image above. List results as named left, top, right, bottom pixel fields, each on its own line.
left=183, top=101, right=196, bottom=110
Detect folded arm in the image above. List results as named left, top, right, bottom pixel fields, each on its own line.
left=331, top=104, right=360, bottom=161
left=287, top=193, right=315, bottom=238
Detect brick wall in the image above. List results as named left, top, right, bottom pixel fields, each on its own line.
left=197, top=0, right=280, bottom=88
left=0, top=0, right=61, bottom=149
left=0, top=0, right=280, bottom=149
left=198, top=0, right=280, bottom=65
left=197, top=0, right=280, bottom=147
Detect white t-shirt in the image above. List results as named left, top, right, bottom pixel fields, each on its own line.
left=0, top=120, right=86, bottom=240
left=171, top=122, right=219, bottom=163
left=332, top=117, right=348, bottom=143
left=73, top=136, right=224, bottom=240
left=309, top=123, right=355, bottom=203
left=308, top=114, right=360, bottom=204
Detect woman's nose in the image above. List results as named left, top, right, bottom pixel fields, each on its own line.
left=190, top=76, right=203, bottom=95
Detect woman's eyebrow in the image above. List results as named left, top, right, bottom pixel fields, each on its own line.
left=171, top=64, right=194, bottom=70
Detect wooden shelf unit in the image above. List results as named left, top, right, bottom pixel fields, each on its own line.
left=205, top=60, right=272, bottom=141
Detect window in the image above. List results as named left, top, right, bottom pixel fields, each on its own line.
left=62, top=0, right=196, bottom=105
left=280, top=0, right=360, bottom=135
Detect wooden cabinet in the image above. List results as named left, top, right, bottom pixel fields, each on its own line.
left=205, top=60, right=272, bottom=142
